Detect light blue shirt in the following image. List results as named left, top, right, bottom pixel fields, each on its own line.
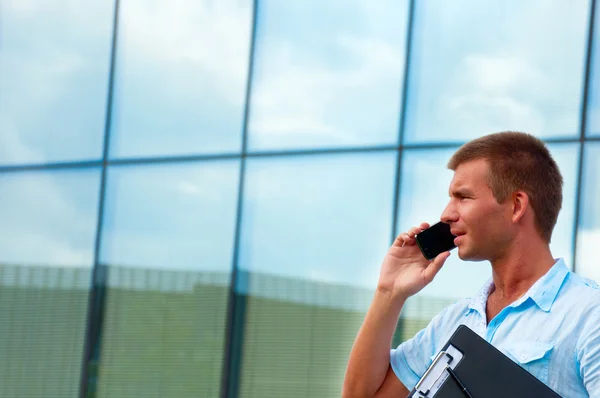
left=390, top=258, right=600, bottom=397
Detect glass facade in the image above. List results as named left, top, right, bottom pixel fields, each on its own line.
left=0, top=1, right=598, bottom=397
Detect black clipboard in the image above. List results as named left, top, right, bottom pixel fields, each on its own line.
left=407, top=325, right=562, bottom=398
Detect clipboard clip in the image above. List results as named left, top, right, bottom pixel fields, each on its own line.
left=414, top=351, right=455, bottom=396
left=411, top=344, right=464, bottom=397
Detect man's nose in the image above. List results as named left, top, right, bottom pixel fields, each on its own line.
left=440, top=202, right=458, bottom=223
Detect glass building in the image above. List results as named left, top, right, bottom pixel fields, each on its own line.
left=0, top=0, right=599, bottom=397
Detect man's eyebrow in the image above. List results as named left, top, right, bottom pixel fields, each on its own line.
left=449, top=188, right=474, bottom=197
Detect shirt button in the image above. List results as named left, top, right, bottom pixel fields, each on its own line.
left=521, top=355, right=527, bottom=361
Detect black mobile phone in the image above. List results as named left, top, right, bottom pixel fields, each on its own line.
left=415, top=222, right=457, bottom=260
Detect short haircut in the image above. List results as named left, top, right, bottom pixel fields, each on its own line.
left=447, top=131, right=563, bottom=242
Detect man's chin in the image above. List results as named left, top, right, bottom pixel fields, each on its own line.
left=457, top=247, right=489, bottom=262
left=457, top=247, right=480, bottom=261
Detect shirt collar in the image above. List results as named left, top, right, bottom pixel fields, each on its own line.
left=526, top=258, right=570, bottom=312
left=468, top=258, right=570, bottom=315
left=468, top=277, right=494, bottom=319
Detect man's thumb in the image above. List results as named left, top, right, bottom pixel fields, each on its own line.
left=423, top=251, right=451, bottom=281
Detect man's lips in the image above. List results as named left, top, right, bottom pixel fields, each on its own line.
left=451, top=230, right=465, bottom=245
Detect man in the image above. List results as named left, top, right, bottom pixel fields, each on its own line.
left=343, top=131, right=600, bottom=397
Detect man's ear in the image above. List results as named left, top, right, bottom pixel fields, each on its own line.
left=511, top=191, right=529, bottom=223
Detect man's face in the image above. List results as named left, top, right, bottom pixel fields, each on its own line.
left=440, top=159, right=514, bottom=261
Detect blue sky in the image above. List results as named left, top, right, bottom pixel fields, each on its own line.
left=0, top=0, right=599, bottom=300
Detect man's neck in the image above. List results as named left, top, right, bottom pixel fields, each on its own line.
left=489, top=243, right=556, bottom=302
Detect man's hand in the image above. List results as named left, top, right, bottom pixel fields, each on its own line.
left=377, top=222, right=451, bottom=299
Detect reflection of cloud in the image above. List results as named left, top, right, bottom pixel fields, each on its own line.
left=100, top=163, right=239, bottom=272
left=406, top=0, right=588, bottom=142
left=442, top=54, right=549, bottom=135
left=250, top=34, right=403, bottom=143
left=248, top=2, right=408, bottom=148
left=6, top=231, right=91, bottom=267
left=0, top=0, right=111, bottom=164
left=175, top=167, right=237, bottom=201
left=239, top=153, right=397, bottom=290
left=120, top=0, right=251, bottom=104
left=0, top=172, right=100, bottom=268
left=110, top=0, right=252, bottom=156
left=0, top=119, right=44, bottom=163
left=578, top=229, right=600, bottom=284
left=465, top=56, right=531, bottom=92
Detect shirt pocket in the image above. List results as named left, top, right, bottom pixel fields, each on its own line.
left=503, top=341, right=554, bottom=385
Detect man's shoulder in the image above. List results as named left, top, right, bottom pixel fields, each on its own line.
left=559, top=273, right=600, bottom=325
left=564, top=272, right=600, bottom=304
left=436, top=297, right=473, bottom=320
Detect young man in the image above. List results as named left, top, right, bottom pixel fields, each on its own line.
left=343, top=132, right=600, bottom=397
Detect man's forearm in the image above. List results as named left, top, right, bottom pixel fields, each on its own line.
left=343, top=288, right=407, bottom=397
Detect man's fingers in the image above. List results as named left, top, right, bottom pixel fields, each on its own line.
left=393, top=233, right=410, bottom=247
left=393, top=223, right=429, bottom=247
left=408, top=226, right=424, bottom=237
left=423, top=251, right=451, bottom=282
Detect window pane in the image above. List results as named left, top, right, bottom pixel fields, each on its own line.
left=109, top=0, right=252, bottom=158
left=404, top=0, right=589, bottom=143
left=0, top=1, right=113, bottom=165
left=587, top=2, right=600, bottom=136
left=396, top=144, right=579, bottom=335
left=247, top=1, right=409, bottom=151
left=96, top=161, right=240, bottom=397
left=238, top=152, right=396, bottom=397
left=0, top=169, right=101, bottom=396
left=576, top=143, right=600, bottom=283
left=547, top=143, right=579, bottom=268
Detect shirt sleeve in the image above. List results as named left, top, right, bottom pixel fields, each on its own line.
left=579, top=305, right=600, bottom=397
left=389, top=305, right=452, bottom=391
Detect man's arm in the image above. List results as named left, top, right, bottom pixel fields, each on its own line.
left=342, top=288, right=409, bottom=397
left=342, top=223, right=450, bottom=398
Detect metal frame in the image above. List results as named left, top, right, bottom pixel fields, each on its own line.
left=219, top=0, right=259, bottom=396
left=391, top=0, right=417, bottom=245
left=0, top=1, right=597, bottom=397
left=77, top=0, right=121, bottom=395
left=573, top=0, right=597, bottom=272
left=1, top=137, right=598, bottom=175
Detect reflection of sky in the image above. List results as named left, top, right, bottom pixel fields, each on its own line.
left=588, top=2, right=600, bottom=135
left=100, top=161, right=240, bottom=272
left=397, top=144, right=579, bottom=299
left=0, top=0, right=113, bottom=164
left=405, top=0, right=589, bottom=142
left=0, top=170, right=101, bottom=267
left=577, top=143, right=600, bottom=283
left=247, top=0, right=409, bottom=150
left=0, top=0, right=598, bottom=295
left=109, top=0, right=252, bottom=158
left=238, top=152, right=397, bottom=289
